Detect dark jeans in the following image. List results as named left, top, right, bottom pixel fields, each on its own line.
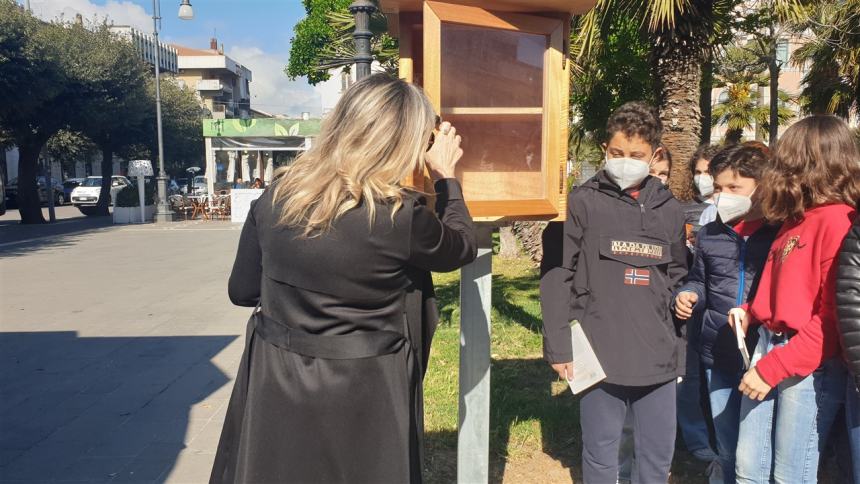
left=581, top=380, right=677, bottom=484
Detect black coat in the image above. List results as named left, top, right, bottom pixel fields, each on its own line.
left=677, top=220, right=779, bottom=372
left=837, top=214, right=860, bottom=389
left=210, top=179, right=476, bottom=484
left=540, top=171, right=688, bottom=386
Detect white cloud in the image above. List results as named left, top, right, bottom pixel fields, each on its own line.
left=28, top=0, right=152, bottom=30
left=227, top=46, right=322, bottom=117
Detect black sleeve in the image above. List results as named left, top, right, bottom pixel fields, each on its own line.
left=837, top=223, right=860, bottom=389
left=408, top=179, right=477, bottom=273
left=228, top=200, right=263, bottom=307
left=677, top=229, right=707, bottom=306
left=539, top=192, right=584, bottom=364
left=668, top=203, right=689, bottom=291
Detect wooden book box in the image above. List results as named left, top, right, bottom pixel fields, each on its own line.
left=382, top=0, right=596, bottom=221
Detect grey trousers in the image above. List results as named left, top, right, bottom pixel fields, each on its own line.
left=580, top=380, right=677, bottom=484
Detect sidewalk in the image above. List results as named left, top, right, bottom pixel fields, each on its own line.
left=0, top=216, right=248, bottom=483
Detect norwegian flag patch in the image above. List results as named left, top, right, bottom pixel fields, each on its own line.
left=624, top=268, right=651, bottom=286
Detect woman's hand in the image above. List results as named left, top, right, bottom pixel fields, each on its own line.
left=739, top=367, right=772, bottom=401
left=425, top=121, right=463, bottom=181
left=551, top=362, right=573, bottom=381
left=674, top=291, right=698, bottom=320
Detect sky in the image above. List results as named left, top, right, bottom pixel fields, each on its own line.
left=25, top=0, right=324, bottom=116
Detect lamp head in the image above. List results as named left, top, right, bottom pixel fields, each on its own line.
left=178, top=0, right=193, bottom=20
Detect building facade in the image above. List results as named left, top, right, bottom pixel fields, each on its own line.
left=109, top=26, right=178, bottom=74
left=173, top=39, right=253, bottom=119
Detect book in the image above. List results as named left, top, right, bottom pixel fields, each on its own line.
left=730, top=308, right=751, bottom=369
left=567, top=320, right=606, bottom=394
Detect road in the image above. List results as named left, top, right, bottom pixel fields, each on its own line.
left=0, top=215, right=248, bottom=483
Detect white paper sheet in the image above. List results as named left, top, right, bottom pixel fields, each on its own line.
left=568, top=321, right=606, bottom=395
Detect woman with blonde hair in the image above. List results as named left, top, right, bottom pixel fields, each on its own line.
left=210, top=74, right=476, bottom=483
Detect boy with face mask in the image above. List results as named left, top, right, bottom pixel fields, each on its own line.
left=672, top=145, right=779, bottom=483
left=540, top=101, right=688, bottom=483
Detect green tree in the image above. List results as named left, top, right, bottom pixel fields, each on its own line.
left=121, top=78, right=205, bottom=177
left=569, top=11, right=653, bottom=167
left=286, top=0, right=397, bottom=84
left=712, top=84, right=795, bottom=144
left=574, top=0, right=802, bottom=200
left=711, top=45, right=795, bottom=144
left=45, top=130, right=98, bottom=177
left=790, top=0, right=860, bottom=120
left=0, top=1, right=75, bottom=223
left=68, top=23, right=151, bottom=216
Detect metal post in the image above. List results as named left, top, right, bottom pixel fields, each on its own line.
left=348, top=0, right=376, bottom=80
left=457, top=225, right=493, bottom=484
left=152, top=0, right=173, bottom=222
left=45, top=160, right=55, bottom=222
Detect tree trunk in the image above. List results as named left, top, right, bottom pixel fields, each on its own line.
left=769, top=58, right=780, bottom=148
left=95, top=145, right=113, bottom=216
left=699, top=56, right=714, bottom=144
left=17, top=142, right=46, bottom=224
left=498, top=225, right=520, bottom=259
left=512, top=221, right=547, bottom=265
left=756, top=84, right=767, bottom=141
left=651, top=5, right=709, bottom=202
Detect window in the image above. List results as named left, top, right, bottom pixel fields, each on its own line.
left=776, top=39, right=789, bottom=66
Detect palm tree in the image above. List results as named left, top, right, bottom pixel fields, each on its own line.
left=712, top=83, right=795, bottom=144
left=573, top=0, right=803, bottom=200
left=790, top=0, right=860, bottom=120
left=711, top=44, right=795, bottom=144
left=313, top=10, right=399, bottom=76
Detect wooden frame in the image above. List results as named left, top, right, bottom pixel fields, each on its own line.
left=419, top=1, right=568, bottom=221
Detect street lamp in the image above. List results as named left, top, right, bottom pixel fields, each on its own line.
left=178, top=0, right=193, bottom=20
left=152, top=0, right=193, bottom=223
left=348, top=0, right=376, bottom=80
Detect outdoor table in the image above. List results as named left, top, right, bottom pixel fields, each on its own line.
left=187, top=195, right=209, bottom=220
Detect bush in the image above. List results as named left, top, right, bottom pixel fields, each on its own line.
left=115, top=183, right=156, bottom=207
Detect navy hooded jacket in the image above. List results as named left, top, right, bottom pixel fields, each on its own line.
left=677, top=219, right=779, bottom=373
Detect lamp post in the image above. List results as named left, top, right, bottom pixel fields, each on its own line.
left=153, top=0, right=194, bottom=223
left=348, top=0, right=376, bottom=80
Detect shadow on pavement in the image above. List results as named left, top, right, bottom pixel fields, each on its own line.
left=0, top=331, right=236, bottom=483
left=0, top=216, right=115, bottom=258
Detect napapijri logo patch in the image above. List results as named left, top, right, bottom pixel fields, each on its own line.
left=611, top=240, right=663, bottom=259
left=624, top=268, right=651, bottom=286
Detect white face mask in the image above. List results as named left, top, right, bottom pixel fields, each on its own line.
left=694, top=174, right=714, bottom=198
left=605, top=156, right=651, bottom=190
left=715, top=191, right=753, bottom=223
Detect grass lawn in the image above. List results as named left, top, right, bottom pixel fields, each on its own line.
left=422, top=251, right=706, bottom=483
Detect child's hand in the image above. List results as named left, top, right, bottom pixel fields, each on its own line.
left=551, top=362, right=573, bottom=381
left=739, top=367, right=772, bottom=401
left=728, top=308, right=749, bottom=336
left=674, top=291, right=698, bottom=320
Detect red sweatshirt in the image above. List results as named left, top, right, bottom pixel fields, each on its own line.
left=748, top=204, right=856, bottom=386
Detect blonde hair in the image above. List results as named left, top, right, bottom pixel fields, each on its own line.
left=270, top=74, right=436, bottom=236
left=759, top=115, right=860, bottom=223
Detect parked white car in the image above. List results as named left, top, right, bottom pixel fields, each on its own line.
left=71, top=176, right=131, bottom=216
left=180, top=175, right=208, bottom=195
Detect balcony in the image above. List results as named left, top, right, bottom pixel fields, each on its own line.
left=196, top=79, right=232, bottom=93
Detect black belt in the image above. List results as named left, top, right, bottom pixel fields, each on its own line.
left=253, top=310, right=407, bottom=360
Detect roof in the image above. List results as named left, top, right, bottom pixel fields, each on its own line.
left=380, top=0, right=597, bottom=14
left=171, top=45, right=220, bottom=57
